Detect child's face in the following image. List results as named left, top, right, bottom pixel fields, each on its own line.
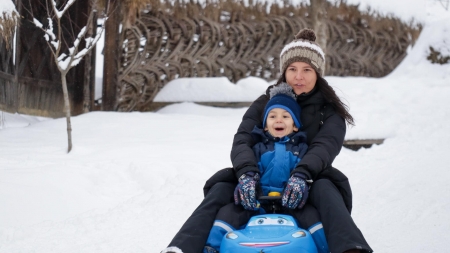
left=264, top=108, right=298, bottom=138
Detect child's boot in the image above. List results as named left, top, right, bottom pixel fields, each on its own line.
left=203, top=246, right=219, bottom=253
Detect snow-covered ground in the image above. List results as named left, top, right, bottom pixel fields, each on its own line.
left=1, top=0, right=450, bottom=252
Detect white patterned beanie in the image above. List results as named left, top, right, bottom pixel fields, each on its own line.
left=279, top=28, right=326, bottom=76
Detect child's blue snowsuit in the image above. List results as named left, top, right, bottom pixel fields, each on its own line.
left=205, top=126, right=329, bottom=253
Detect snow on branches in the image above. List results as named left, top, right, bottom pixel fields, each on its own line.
left=32, top=0, right=107, bottom=72
left=51, top=0, right=76, bottom=19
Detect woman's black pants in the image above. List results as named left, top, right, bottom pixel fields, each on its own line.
left=166, top=182, right=235, bottom=253
left=310, top=179, right=373, bottom=253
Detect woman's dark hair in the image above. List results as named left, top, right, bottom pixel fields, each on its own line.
left=275, top=74, right=355, bottom=126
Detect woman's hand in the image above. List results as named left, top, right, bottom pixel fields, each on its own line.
left=282, top=173, right=309, bottom=209
left=234, top=172, right=260, bottom=210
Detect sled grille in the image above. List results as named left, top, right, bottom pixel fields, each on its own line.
left=239, top=241, right=290, bottom=247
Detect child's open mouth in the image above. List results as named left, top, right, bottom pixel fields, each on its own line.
left=275, top=127, right=284, bottom=131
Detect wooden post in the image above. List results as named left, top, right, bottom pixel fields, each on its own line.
left=83, top=8, right=97, bottom=113
left=13, top=0, right=21, bottom=113
left=102, top=0, right=121, bottom=111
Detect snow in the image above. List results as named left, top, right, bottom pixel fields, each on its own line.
left=153, top=76, right=272, bottom=102
left=0, top=0, right=16, bottom=18
left=1, top=0, right=450, bottom=252
left=343, top=0, right=427, bottom=23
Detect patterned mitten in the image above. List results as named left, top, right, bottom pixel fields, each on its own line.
left=282, top=173, right=309, bottom=209
left=234, top=172, right=260, bottom=210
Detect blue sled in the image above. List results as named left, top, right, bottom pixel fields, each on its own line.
left=220, top=214, right=318, bottom=253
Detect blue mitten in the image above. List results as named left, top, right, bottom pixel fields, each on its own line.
left=282, top=173, right=309, bottom=209
left=234, top=172, right=260, bottom=210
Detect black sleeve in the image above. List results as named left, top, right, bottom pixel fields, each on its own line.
left=293, top=110, right=346, bottom=180
left=230, top=94, right=268, bottom=178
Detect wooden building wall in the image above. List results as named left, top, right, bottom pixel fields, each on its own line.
left=0, top=0, right=95, bottom=118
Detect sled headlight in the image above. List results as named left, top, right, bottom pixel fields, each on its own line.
left=226, top=232, right=238, bottom=240
left=292, top=231, right=306, bottom=238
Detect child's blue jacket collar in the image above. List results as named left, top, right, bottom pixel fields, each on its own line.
left=251, top=125, right=307, bottom=145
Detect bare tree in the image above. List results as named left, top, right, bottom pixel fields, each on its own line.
left=31, top=0, right=109, bottom=153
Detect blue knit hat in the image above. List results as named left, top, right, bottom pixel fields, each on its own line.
left=263, top=82, right=302, bottom=129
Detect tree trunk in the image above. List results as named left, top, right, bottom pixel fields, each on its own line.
left=310, top=0, right=328, bottom=64
left=61, top=72, right=73, bottom=153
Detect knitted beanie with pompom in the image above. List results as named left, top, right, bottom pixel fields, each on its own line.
left=279, top=28, right=325, bottom=76
left=262, top=82, right=302, bottom=129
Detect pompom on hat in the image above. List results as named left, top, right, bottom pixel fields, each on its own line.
left=279, top=28, right=326, bottom=76
left=263, top=82, right=302, bottom=129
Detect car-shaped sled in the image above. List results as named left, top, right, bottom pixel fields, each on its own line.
left=220, top=213, right=318, bottom=253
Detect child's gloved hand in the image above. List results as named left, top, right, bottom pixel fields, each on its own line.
left=282, top=173, right=309, bottom=209
left=234, top=172, right=260, bottom=210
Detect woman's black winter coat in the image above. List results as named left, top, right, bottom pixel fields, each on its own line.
left=204, top=77, right=353, bottom=213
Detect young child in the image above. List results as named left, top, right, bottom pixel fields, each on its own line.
left=203, top=82, right=329, bottom=253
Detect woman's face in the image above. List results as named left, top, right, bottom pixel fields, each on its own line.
left=284, top=62, right=318, bottom=95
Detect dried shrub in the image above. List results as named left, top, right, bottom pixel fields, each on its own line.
left=0, top=10, right=20, bottom=49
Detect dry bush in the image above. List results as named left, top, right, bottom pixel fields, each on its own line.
left=427, top=46, right=450, bottom=64
left=0, top=11, right=20, bottom=49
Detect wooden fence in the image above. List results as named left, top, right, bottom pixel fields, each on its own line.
left=113, top=2, right=420, bottom=111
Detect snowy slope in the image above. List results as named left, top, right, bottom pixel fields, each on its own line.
left=1, top=0, right=450, bottom=252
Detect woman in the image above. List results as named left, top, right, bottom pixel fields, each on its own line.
left=162, top=28, right=372, bottom=253
left=231, top=28, right=372, bottom=253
